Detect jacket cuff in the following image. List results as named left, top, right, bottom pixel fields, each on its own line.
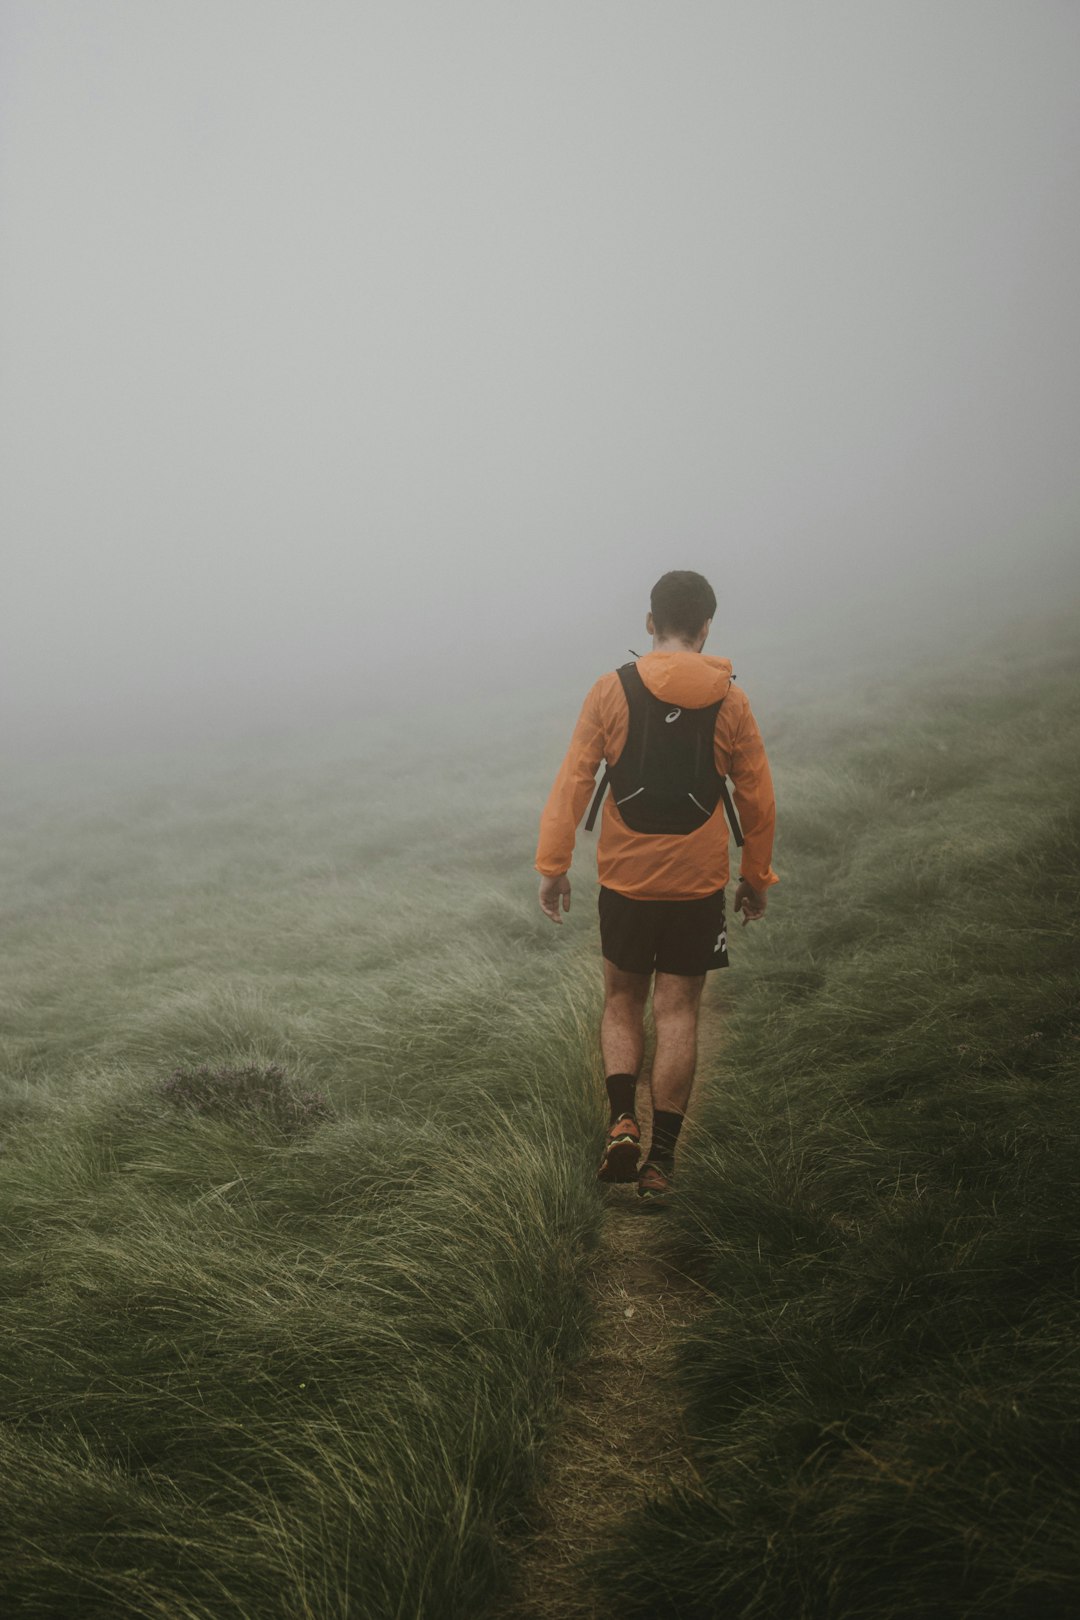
left=738, top=868, right=778, bottom=893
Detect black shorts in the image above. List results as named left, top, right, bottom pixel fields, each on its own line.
left=598, top=885, right=729, bottom=977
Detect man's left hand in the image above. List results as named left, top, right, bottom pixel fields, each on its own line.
left=734, top=879, right=767, bottom=926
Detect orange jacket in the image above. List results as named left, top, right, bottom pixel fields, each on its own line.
left=536, top=651, right=778, bottom=902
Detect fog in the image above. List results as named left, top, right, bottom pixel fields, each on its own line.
left=3, top=0, right=1078, bottom=758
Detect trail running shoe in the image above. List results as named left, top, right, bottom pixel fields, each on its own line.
left=597, top=1114, right=641, bottom=1183
left=636, top=1160, right=673, bottom=1203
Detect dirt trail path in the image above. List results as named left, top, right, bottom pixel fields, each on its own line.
left=501, top=998, right=725, bottom=1619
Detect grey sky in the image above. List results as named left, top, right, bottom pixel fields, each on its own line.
left=3, top=1, right=1079, bottom=751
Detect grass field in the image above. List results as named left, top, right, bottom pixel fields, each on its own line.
left=3, top=620, right=1078, bottom=1618
left=592, top=629, right=1080, bottom=1618
left=0, top=706, right=606, bottom=1618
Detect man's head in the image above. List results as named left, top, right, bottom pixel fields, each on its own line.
left=647, top=570, right=716, bottom=650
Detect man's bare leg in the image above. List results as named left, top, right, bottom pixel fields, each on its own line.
left=635, top=971, right=706, bottom=1193
left=649, top=971, right=706, bottom=1116
left=600, top=959, right=651, bottom=1079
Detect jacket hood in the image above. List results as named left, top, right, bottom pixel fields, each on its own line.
left=635, top=650, right=733, bottom=708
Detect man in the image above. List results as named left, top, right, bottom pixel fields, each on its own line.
left=535, top=570, right=778, bottom=1202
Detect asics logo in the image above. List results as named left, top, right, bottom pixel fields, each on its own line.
left=714, top=928, right=727, bottom=954
left=665, top=708, right=682, bottom=723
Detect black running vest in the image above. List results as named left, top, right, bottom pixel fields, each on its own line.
left=585, top=662, right=744, bottom=844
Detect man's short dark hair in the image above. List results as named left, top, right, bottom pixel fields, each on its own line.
left=650, top=570, right=717, bottom=641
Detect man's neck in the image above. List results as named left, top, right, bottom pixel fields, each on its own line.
left=651, top=637, right=705, bottom=655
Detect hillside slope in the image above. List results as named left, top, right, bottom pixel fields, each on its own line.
left=0, top=716, right=606, bottom=1619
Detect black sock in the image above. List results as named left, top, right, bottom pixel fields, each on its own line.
left=650, top=1109, right=684, bottom=1167
left=605, top=1073, right=637, bottom=1123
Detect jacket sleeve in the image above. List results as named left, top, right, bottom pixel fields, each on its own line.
left=728, top=702, right=779, bottom=893
left=535, top=680, right=607, bottom=876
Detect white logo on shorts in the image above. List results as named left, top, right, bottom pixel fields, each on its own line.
left=714, top=928, right=727, bottom=954
left=665, top=708, right=682, bottom=723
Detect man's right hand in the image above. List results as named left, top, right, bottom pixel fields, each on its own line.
left=539, top=873, right=571, bottom=924
left=734, top=879, right=767, bottom=926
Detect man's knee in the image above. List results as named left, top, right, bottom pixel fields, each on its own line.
left=652, top=972, right=705, bottom=1022
left=602, top=961, right=651, bottom=1012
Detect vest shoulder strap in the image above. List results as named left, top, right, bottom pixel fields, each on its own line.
left=584, top=664, right=636, bottom=831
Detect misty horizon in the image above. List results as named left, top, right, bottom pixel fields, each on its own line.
left=3, top=1, right=1079, bottom=758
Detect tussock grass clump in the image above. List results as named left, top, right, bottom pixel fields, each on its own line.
left=158, top=1061, right=334, bottom=1134
left=595, top=646, right=1080, bottom=1619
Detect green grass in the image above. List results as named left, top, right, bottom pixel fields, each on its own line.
left=593, top=639, right=1080, bottom=1617
left=6, top=627, right=1079, bottom=1618
left=0, top=714, right=606, bottom=1618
